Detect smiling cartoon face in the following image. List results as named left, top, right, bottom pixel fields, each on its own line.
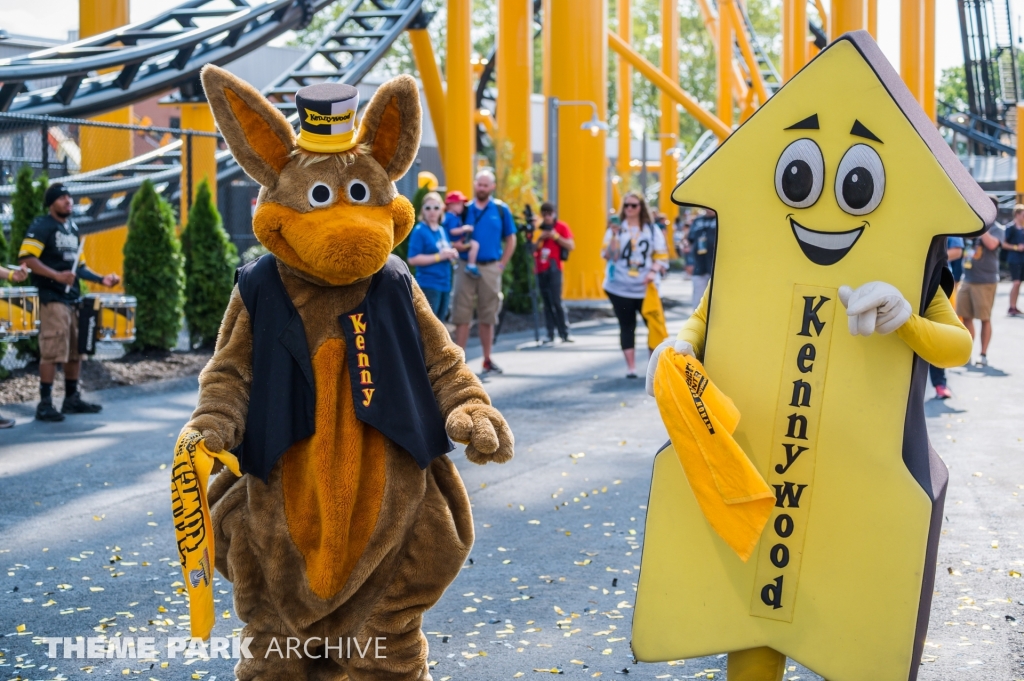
left=672, top=33, right=990, bottom=287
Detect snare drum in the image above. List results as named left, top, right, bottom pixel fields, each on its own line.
left=79, top=294, right=136, bottom=354
left=0, top=286, right=40, bottom=340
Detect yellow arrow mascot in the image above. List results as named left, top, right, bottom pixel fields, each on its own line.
left=635, top=31, right=993, bottom=681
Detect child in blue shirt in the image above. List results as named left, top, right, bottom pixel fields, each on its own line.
left=407, top=192, right=459, bottom=319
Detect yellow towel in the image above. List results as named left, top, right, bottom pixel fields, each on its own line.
left=653, top=349, right=774, bottom=561
left=170, top=431, right=241, bottom=639
left=641, top=282, right=668, bottom=350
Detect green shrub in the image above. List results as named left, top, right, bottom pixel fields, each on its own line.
left=9, top=166, right=46, bottom=265
left=8, top=166, right=47, bottom=361
left=123, top=180, right=185, bottom=351
left=181, top=179, right=238, bottom=348
left=502, top=228, right=535, bottom=314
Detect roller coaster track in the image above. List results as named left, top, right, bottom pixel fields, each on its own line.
left=0, top=0, right=427, bottom=233
left=0, top=0, right=334, bottom=120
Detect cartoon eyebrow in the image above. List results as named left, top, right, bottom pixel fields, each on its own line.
left=785, top=114, right=819, bottom=130
left=850, top=119, right=883, bottom=143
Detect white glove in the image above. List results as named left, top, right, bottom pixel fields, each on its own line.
left=838, top=282, right=913, bottom=336
left=646, top=338, right=695, bottom=397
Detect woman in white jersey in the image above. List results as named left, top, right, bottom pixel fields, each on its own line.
left=602, top=191, right=668, bottom=378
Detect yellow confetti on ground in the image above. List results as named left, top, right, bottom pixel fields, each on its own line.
left=601, top=648, right=612, bottom=655
left=16, top=624, right=25, bottom=633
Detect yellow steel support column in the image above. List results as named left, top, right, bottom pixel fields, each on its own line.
left=901, top=0, right=924, bottom=106
left=80, top=0, right=130, bottom=291
left=179, top=103, right=218, bottom=229
left=717, top=0, right=734, bottom=127
left=790, top=0, right=807, bottom=74
left=867, top=0, right=878, bottom=38
left=782, top=0, right=794, bottom=80
left=617, top=0, right=632, bottom=186
left=923, top=0, right=936, bottom=121
left=831, top=0, right=867, bottom=40
left=497, top=0, right=533, bottom=184
left=727, top=0, right=769, bottom=104
left=552, top=0, right=607, bottom=300
left=609, top=32, right=731, bottom=140
left=660, top=0, right=679, bottom=241
left=409, top=28, right=446, bottom=166
left=1017, top=104, right=1024, bottom=200
left=446, top=0, right=473, bottom=194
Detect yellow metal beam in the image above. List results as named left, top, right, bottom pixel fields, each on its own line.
left=475, top=108, right=497, bottom=137
left=696, top=0, right=718, bottom=37
left=446, top=0, right=473, bottom=193
left=660, top=0, right=679, bottom=243
left=179, top=103, right=218, bottom=230
left=790, top=0, right=807, bottom=72
left=726, top=0, right=769, bottom=105
left=80, top=0, right=131, bottom=292
left=553, top=0, right=608, bottom=301
left=616, top=0, right=632, bottom=183
left=901, top=0, right=924, bottom=106
left=1017, top=104, right=1024, bottom=199
left=717, top=0, right=734, bottom=127
left=814, top=0, right=829, bottom=28
left=782, top=0, right=793, bottom=79
left=867, top=0, right=877, bottom=38
left=922, top=0, right=936, bottom=121
left=831, top=0, right=868, bottom=39
left=608, top=31, right=731, bottom=140
left=497, top=0, right=532, bottom=181
left=409, top=28, right=446, bottom=166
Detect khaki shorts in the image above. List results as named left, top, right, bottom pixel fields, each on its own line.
left=40, top=301, right=80, bottom=364
left=451, top=261, right=504, bottom=326
left=955, top=281, right=997, bottom=321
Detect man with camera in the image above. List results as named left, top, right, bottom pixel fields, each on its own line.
left=534, top=202, right=575, bottom=344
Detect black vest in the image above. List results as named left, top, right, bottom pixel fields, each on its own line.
left=236, top=255, right=453, bottom=482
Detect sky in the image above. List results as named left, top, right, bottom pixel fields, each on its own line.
left=0, top=0, right=1016, bottom=80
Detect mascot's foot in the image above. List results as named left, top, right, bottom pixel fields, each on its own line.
left=727, top=647, right=786, bottom=681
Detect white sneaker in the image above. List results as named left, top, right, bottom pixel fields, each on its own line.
left=977, top=354, right=989, bottom=367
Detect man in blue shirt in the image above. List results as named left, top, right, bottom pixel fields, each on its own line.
left=450, top=170, right=517, bottom=374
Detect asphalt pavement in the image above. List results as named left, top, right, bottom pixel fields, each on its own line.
left=1, top=278, right=1022, bottom=681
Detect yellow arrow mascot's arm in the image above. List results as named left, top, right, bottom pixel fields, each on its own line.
left=896, top=290, right=972, bottom=368
left=680, top=282, right=970, bottom=368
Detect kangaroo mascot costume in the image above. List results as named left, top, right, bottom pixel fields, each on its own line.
left=171, top=65, right=514, bottom=681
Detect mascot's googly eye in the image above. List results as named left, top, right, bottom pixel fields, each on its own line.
left=307, top=183, right=334, bottom=207
left=347, top=180, right=370, bottom=204
left=835, top=144, right=885, bottom=216
left=774, top=139, right=824, bottom=209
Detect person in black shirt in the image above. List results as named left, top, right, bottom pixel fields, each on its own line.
left=686, top=208, right=717, bottom=305
left=18, top=184, right=120, bottom=422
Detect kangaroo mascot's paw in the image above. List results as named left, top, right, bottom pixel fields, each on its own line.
left=446, top=403, right=515, bottom=465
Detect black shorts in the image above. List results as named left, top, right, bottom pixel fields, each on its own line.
left=1010, top=259, right=1024, bottom=281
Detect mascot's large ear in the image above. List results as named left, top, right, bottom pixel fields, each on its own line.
left=356, top=75, right=422, bottom=182
left=200, top=64, right=295, bottom=188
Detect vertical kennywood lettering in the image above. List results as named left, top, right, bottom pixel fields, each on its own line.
left=348, top=313, right=374, bottom=407
left=750, top=285, right=835, bottom=622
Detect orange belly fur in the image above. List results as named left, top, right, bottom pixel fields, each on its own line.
left=282, top=337, right=387, bottom=600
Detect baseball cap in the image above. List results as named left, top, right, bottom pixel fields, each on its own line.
left=44, top=183, right=71, bottom=207
left=445, top=190, right=468, bottom=204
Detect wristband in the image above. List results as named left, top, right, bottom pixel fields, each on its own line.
left=434, top=253, right=441, bottom=263
left=6, top=270, right=12, bottom=282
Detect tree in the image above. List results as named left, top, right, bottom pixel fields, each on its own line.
left=9, top=166, right=47, bottom=265
left=938, top=65, right=968, bottom=110
left=123, top=180, right=185, bottom=352
left=181, top=179, right=238, bottom=348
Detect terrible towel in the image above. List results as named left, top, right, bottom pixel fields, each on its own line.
left=653, top=349, right=774, bottom=561
left=171, top=430, right=241, bottom=639
left=641, top=282, right=668, bottom=350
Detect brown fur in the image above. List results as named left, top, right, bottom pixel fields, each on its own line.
left=190, top=67, right=513, bottom=680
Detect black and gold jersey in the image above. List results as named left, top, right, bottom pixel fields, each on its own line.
left=19, top=214, right=83, bottom=304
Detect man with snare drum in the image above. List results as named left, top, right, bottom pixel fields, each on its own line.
left=0, top=264, right=28, bottom=428
left=18, top=184, right=120, bottom=422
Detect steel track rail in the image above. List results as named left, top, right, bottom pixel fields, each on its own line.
left=0, top=0, right=341, bottom=120
left=0, top=0, right=428, bottom=234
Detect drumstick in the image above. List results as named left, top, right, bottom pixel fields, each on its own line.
left=66, top=237, right=85, bottom=293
